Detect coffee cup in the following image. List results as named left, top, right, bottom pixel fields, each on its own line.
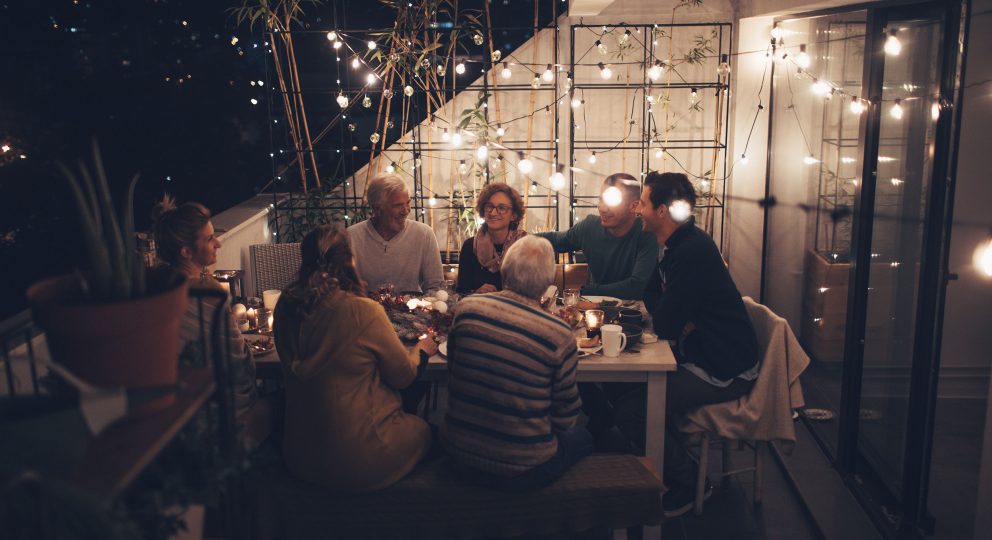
left=601, top=324, right=627, bottom=357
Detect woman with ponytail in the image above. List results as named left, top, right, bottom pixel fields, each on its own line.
left=273, top=223, right=437, bottom=492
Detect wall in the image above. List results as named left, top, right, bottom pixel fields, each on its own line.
left=211, top=194, right=278, bottom=297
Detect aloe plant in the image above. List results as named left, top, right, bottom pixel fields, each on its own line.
left=58, top=140, right=144, bottom=302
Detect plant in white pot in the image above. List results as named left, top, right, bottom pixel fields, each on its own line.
left=26, top=141, right=188, bottom=416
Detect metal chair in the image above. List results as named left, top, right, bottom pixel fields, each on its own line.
left=249, top=243, right=301, bottom=297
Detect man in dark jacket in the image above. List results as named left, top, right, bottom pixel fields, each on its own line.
left=613, top=171, right=759, bottom=517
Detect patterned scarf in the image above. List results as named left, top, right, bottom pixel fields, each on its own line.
left=474, top=227, right=527, bottom=273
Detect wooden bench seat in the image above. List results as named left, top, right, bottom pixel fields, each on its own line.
left=249, top=455, right=662, bottom=539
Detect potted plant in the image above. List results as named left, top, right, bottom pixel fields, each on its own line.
left=26, top=141, right=188, bottom=415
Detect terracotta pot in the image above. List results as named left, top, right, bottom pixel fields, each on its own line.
left=26, top=271, right=188, bottom=416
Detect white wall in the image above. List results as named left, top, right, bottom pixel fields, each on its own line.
left=211, top=194, right=278, bottom=296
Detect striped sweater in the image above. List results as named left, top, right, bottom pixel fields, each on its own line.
left=442, top=290, right=581, bottom=476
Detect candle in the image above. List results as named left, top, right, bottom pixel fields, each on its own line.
left=246, top=308, right=257, bottom=329
left=585, top=309, right=604, bottom=338
left=267, top=314, right=274, bottom=330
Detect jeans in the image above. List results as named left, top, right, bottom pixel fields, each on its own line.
left=454, top=426, right=594, bottom=492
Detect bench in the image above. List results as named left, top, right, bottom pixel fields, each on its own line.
left=248, top=455, right=662, bottom=539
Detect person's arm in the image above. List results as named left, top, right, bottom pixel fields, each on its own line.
left=535, top=218, right=585, bottom=254
left=550, top=344, right=581, bottom=432
left=420, top=226, right=445, bottom=293
left=456, top=238, right=479, bottom=294
left=363, top=303, right=423, bottom=389
left=581, top=233, right=659, bottom=300
left=648, top=242, right=700, bottom=340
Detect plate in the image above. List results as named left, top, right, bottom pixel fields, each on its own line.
left=438, top=341, right=448, bottom=358
left=248, top=340, right=275, bottom=356
left=577, top=345, right=602, bottom=357
left=576, top=296, right=622, bottom=310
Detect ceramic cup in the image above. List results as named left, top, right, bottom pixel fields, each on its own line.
left=601, top=324, right=627, bottom=357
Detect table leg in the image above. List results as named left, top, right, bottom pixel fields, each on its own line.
left=644, top=371, right=667, bottom=539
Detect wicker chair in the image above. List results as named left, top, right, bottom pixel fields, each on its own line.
left=249, top=243, right=302, bottom=297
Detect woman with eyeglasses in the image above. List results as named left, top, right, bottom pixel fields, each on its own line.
left=456, top=183, right=527, bottom=295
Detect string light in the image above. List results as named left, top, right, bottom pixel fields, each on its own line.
left=602, top=186, right=622, bottom=206
left=975, top=237, right=992, bottom=277
left=429, top=195, right=437, bottom=207
left=620, top=29, right=631, bottom=44
left=351, top=57, right=360, bottom=69
left=386, top=162, right=396, bottom=173
left=717, top=54, right=731, bottom=77
left=500, top=62, right=511, bottom=79
left=549, top=164, right=567, bottom=191
left=476, top=144, right=488, bottom=161
left=850, top=96, right=866, bottom=114
left=441, top=129, right=450, bottom=142
left=250, top=98, right=258, bottom=105
left=517, top=151, right=533, bottom=174
left=455, top=62, right=466, bottom=75
left=655, top=147, right=664, bottom=159
left=669, top=200, right=692, bottom=223
left=367, top=40, right=377, bottom=50
left=595, top=40, right=607, bottom=55
left=458, top=160, right=469, bottom=175
left=811, top=80, right=832, bottom=96
left=366, top=72, right=377, bottom=85
left=496, top=125, right=505, bottom=137
left=404, top=85, right=414, bottom=97
left=648, top=60, right=664, bottom=81
left=531, top=76, right=541, bottom=89
left=931, top=100, right=941, bottom=121
left=884, top=29, right=902, bottom=56
left=336, top=92, right=349, bottom=108
left=804, top=154, right=819, bottom=165
left=588, top=152, right=597, bottom=164
left=689, top=88, right=699, bottom=105
left=529, top=181, right=538, bottom=195
left=796, top=44, right=810, bottom=69
left=740, top=154, right=749, bottom=165
left=451, top=131, right=463, bottom=147
left=770, top=25, right=783, bottom=40
left=333, top=40, right=342, bottom=50
left=571, top=94, right=583, bottom=108
left=890, top=177, right=903, bottom=186
left=890, top=98, right=904, bottom=119
left=326, top=30, right=337, bottom=40
left=542, top=64, right=554, bottom=82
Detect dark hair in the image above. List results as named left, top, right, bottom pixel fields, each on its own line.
left=603, top=172, right=641, bottom=204
left=151, top=195, right=211, bottom=267
left=643, top=172, right=697, bottom=210
left=281, top=223, right=366, bottom=316
left=475, top=182, right=526, bottom=230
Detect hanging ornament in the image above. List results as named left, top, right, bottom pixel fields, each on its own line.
left=491, top=49, right=502, bottom=62
left=370, top=132, right=380, bottom=144
left=404, top=85, right=414, bottom=97
left=362, top=95, right=372, bottom=108
left=473, top=33, right=485, bottom=46
left=336, top=92, right=349, bottom=108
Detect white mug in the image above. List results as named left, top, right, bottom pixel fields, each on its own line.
left=601, top=324, right=627, bottom=357
left=262, top=289, right=282, bottom=311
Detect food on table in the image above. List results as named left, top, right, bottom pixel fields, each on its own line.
left=576, top=335, right=600, bottom=349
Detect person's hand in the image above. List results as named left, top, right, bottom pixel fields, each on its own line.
left=475, top=284, right=498, bottom=294
left=417, top=334, right=439, bottom=356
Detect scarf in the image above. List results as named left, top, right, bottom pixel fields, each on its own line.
left=474, top=227, right=527, bottom=273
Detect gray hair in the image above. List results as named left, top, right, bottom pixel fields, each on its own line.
left=366, top=174, right=410, bottom=211
left=501, top=236, right=556, bottom=299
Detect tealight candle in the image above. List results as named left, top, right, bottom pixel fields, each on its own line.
left=585, top=309, right=604, bottom=338
left=246, top=308, right=257, bottom=329
left=268, top=314, right=274, bottom=330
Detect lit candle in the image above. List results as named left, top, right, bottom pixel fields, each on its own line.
left=585, top=309, right=604, bottom=338
left=246, top=308, right=257, bottom=329
left=267, top=314, right=274, bottom=331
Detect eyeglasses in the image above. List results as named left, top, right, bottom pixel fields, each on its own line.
left=482, top=203, right=512, bottom=215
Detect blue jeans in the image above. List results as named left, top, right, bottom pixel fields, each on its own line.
left=455, top=426, right=594, bottom=492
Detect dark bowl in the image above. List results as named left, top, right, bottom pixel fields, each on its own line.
left=618, top=308, right=643, bottom=327
left=620, top=323, right=643, bottom=349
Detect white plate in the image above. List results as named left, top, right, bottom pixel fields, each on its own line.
left=579, top=296, right=622, bottom=307
left=577, top=345, right=602, bottom=357
left=438, top=341, right=448, bottom=358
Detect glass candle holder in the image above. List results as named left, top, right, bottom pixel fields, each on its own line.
left=585, top=309, right=604, bottom=338
left=563, top=288, right=580, bottom=307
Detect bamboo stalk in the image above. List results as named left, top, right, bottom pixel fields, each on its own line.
left=268, top=28, right=310, bottom=193
left=522, top=0, right=539, bottom=230
left=283, top=6, right=321, bottom=189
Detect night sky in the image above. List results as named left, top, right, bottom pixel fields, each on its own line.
left=0, top=0, right=554, bottom=318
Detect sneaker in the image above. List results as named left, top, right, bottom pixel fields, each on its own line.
left=663, top=479, right=713, bottom=518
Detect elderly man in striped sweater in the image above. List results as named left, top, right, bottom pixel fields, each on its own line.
left=442, top=235, right=593, bottom=491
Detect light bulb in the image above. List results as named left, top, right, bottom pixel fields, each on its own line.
left=367, top=40, right=377, bottom=50
left=459, top=160, right=469, bottom=175
left=804, top=154, right=819, bottom=165
left=455, top=62, right=466, bottom=75
left=596, top=40, right=607, bottom=55
left=428, top=196, right=437, bottom=207
left=333, top=40, right=342, bottom=50
left=386, top=162, right=396, bottom=173
left=689, top=88, right=699, bottom=105
left=351, top=57, right=360, bottom=69
left=571, top=97, right=582, bottom=108
left=655, top=147, right=664, bottom=159
left=529, top=181, right=538, bottom=195
left=648, top=60, right=663, bottom=81
left=598, top=62, right=612, bottom=79
left=496, top=125, right=505, bottom=137
left=452, top=131, right=463, bottom=147
left=717, top=54, right=731, bottom=77
left=336, top=92, right=349, bottom=108
left=531, top=76, right=541, bottom=89
left=620, top=29, right=631, bottom=44
left=850, top=96, right=865, bottom=114
left=517, top=152, right=533, bottom=174
left=796, top=44, right=810, bottom=69
left=250, top=98, right=258, bottom=105
left=404, top=85, right=414, bottom=97
left=476, top=144, right=488, bottom=161
left=602, top=186, right=622, bottom=206
left=542, top=64, right=554, bottom=82
left=975, top=238, right=992, bottom=277
left=588, top=152, right=597, bottom=164
left=811, top=80, right=831, bottom=96
left=931, top=101, right=940, bottom=121
left=890, top=99, right=904, bottom=119
left=669, top=200, right=692, bottom=223
left=890, top=177, right=903, bottom=186
left=501, top=62, right=511, bottom=79
left=740, top=154, right=749, bottom=165
left=549, top=167, right=567, bottom=191
left=884, top=30, right=901, bottom=56
left=326, top=31, right=338, bottom=41
left=366, top=72, right=377, bottom=85
left=441, top=129, right=450, bottom=142
left=770, top=26, right=783, bottom=40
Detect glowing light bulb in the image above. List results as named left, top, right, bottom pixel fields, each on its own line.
left=333, top=40, right=342, bottom=50
left=500, top=62, right=511, bottom=79
left=655, top=147, right=664, bottom=159
left=476, top=216, right=486, bottom=226
left=451, top=131, right=463, bottom=148
left=740, top=154, right=749, bottom=165
left=404, top=85, right=414, bottom=97
left=669, top=200, right=692, bottom=223
left=796, top=44, right=810, bottom=69
left=975, top=238, right=992, bottom=277
left=931, top=101, right=940, bottom=121
left=367, top=40, right=377, bottom=50
left=542, top=64, right=554, bottom=82
left=476, top=144, right=488, bottom=161
left=850, top=96, right=865, bottom=115
left=455, top=62, right=466, bottom=75
left=890, top=99, right=904, bottom=120
left=770, top=26, right=783, bottom=40
left=571, top=96, right=582, bottom=108
left=441, top=129, right=450, bottom=142
left=428, top=196, right=437, bottom=207
left=620, top=29, right=631, bottom=44
left=517, top=152, right=533, bottom=175
left=531, top=76, right=541, bottom=89
left=496, top=125, right=505, bottom=137
left=366, top=72, right=377, bottom=85
left=811, top=80, right=831, bottom=96
left=326, top=31, right=338, bottom=41
left=595, top=40, right=607, bottom=55
left=529, top=181, right=538, bottom=195
left=459, top=160, right=469, bottom=175
left=890, top=177, right=903, bottom=186
left=648, top=60, right=663, bottom=81
left=602, top=186, right=622, bottom=206
left=351, top=57, right=360, bottom=69
left=336, top=92, right=349, bottom=108
left=588, top=152, right=597, bottom=164
left=884, top=29, right=902, bottom=56
left=250, top=98, right=258, bottom=105
left=689, top=88, right=699, bottom=105
left=386, top=162, right=396, bottom=173
left=717, top=54, right=731, bottom=77
left=598, top=63, right=612, bottom=79
left=804, top=154, right=819, bottom=165
left=549, top=166, right=567, bottom=191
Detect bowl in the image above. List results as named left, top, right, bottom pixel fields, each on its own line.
left=618, top=308, right=643, bottom=326
left=620, top=323, right=642, bottom=349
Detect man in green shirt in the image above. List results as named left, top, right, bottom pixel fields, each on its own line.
left=537, top=173, right=658, bottom=300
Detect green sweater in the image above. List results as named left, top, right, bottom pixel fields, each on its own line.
left=537, top=215, right=659, bottom=300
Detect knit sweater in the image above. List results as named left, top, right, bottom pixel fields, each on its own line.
left=347, top=219, right=444, bottom=294
left=442, top=290, right=581, bottom=476
left=537, top=215, right=659, bottom=299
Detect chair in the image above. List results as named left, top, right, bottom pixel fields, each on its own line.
left=680, top=296, right=810, bottom=514
left=249, top=243, right=301, bottom=297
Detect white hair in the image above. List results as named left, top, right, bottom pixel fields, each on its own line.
left=501, top=236, right=555, bottom=299
left=366, top=174, right=409, bottom=211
